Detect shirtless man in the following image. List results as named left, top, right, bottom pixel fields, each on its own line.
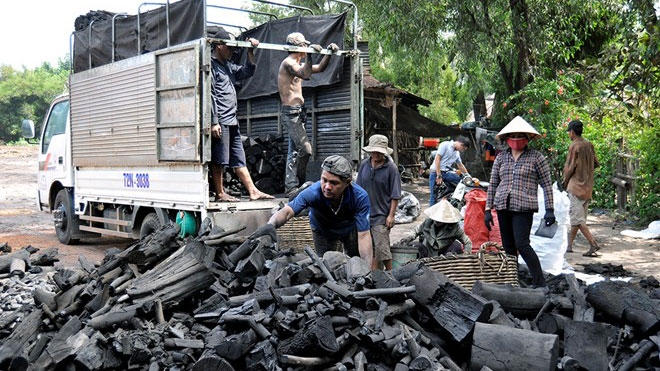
left=277, top=32, right=339, bottom=197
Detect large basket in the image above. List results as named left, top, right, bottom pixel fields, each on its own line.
left=277, top=216, right=314, bottom=252
left=417, top=242, right=518, bottom=291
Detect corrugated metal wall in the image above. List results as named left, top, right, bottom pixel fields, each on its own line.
left=70, top=53, right=158, bottom=167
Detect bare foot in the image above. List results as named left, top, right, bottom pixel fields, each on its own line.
left=249, top=190, right=274, bottom=201
left=215, top=193, right=239, bottom=202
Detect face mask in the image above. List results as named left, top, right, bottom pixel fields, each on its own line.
left=506, top=137, right=529, bottom=150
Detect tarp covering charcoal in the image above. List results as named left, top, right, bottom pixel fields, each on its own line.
left=72, top=0, right=346, bottom=100
left=72, top=0, right=204, bottom=72
left=236, top=12, right=346, bottom=100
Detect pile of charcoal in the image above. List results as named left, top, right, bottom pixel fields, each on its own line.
left=223, top=134, right=288, bottom=196
left=0, top=225, right=659, bottom=371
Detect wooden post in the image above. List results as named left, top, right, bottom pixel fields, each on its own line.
left=392, top=97, right=399, bottom=164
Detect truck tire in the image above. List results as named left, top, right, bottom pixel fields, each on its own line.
left=140, top=213, right=161, bottom=239
left=54, top=189, right=80, bottom=245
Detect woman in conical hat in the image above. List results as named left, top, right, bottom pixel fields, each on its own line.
left=400, top=199, right=472, bottom=257
left=485, top=116, right=555, bottom=288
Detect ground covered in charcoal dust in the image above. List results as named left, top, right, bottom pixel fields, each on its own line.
left=1, top=144, right=659, bottom=278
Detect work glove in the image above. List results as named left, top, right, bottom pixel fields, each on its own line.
left=327, top=43, right=339, bottom=52
left=544, top=209, right=556, bottom=226
left=310, top=44, right=323, bottom=52
left=250, top=223, right=278, bottom=242
left=484, top=210, right=494, bottom=231
left=399, top=235, right=415, bottom=245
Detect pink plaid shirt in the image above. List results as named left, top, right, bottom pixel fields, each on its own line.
left=486, top=148, right=554, bottom=212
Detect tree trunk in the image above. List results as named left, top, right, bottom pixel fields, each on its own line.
left=409, top=265, right=493, bottom=343
left=471, top=322, right=559, bottom=371
left=586, top=280, right=660, bottom=335
left=472, top=281, right=571, bottom=318
left=563, top=321, right=611, bottom=371
left=508, top=0, right=534, bottom=92
left=0, top=309, right=42, bottom=367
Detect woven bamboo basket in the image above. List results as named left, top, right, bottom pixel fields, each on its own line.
left=417, top=242, right=518, bottom=291
left=277, top=216, right=314, bottom=252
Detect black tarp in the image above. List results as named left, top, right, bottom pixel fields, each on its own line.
left=73, top=0, right=205, bottom=72
left=234, top=13, right=347, bottom=100
left=72, top=0, right=346, bottom=100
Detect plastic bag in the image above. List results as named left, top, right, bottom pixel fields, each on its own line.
left=395, top=191, right=421, bottom=224
left=463, top=189, right=502, bottom=253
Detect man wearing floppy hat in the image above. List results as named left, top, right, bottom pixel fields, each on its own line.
left=278, top=32, right=340, bottom=197
left=401, top=198, right=472, bottom=257
left=356, top=134, right=402, bottom=270
left=485, top=116, right=555, bottom=287
left=251, top=155, right=374, bottom=268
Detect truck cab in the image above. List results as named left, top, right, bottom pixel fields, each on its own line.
left=24, top=95, right=83, bottom=243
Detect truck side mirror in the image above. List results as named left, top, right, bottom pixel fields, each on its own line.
left=22, top=119, right=35, bottom=139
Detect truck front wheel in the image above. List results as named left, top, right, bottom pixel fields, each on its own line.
left=54, top=189, right=80, bottom=245
left=139, top=213, right=161, bottom=239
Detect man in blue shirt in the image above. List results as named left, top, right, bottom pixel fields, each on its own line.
left=210, top=27, right=273, bottom=202
left=429, top=135, right=472, bottom=205
left=252, top=155, right=374, bottom=268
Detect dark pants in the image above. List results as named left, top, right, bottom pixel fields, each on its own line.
left=496, top=209, right=545, bottom=287
left=429, top=171, right=462, bottom=206
left=312, top=228, right=359, bottom=258
left=281, top=105, right=312, bottom=192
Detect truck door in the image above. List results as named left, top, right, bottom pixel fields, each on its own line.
left=37, top=97, right=73, bottom=210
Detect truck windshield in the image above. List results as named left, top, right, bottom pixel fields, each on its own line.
left=41, top=100, right=69, bottom=154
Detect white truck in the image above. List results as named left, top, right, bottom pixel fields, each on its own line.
left=23, top=0, right=363, bottom=244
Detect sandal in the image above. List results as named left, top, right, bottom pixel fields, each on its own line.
left=582, top=250, right=600, bottom=257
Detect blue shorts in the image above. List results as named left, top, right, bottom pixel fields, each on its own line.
left=211, top=124, right=246, bottom=168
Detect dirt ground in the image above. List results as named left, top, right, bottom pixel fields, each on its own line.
left=0, top=144, right=130, bottom=268
left=1, top=144, right=659, bottom=278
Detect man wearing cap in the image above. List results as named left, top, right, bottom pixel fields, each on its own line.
left=563, top=120, right=601, bottom=257
left=485, top=116, right=555, bottom=288
left=251, top=155, right=374, bottom=268
left=356, top=134, right=402, bottom=270
left=430, top=135, right=472, bottom=206
left=278, top=32, right=340, bottom=197
left=209, top=27, right=273, bottom=202
left=401, top=199, right=472, bottom=257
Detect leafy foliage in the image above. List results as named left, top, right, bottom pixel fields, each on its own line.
left=3, top=0, right=660, bottom=221
left=0, top=61, right=68, bottom=143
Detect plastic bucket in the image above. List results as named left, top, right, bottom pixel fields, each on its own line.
left=391, top=245, right=419, bottom=268
left=421, top=138, right=440, bottom=149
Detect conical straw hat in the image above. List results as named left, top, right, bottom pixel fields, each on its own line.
left=496, top=116, right=540, bottom=140
left=424, top=199, right=462, bottom=223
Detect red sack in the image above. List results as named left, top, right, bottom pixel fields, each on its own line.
left=463, top=189, right=502, bottom=253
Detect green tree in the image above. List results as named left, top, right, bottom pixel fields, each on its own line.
left=0, top=62, right=68, bottom=143
left=243, top=0, right=660, bottom=220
